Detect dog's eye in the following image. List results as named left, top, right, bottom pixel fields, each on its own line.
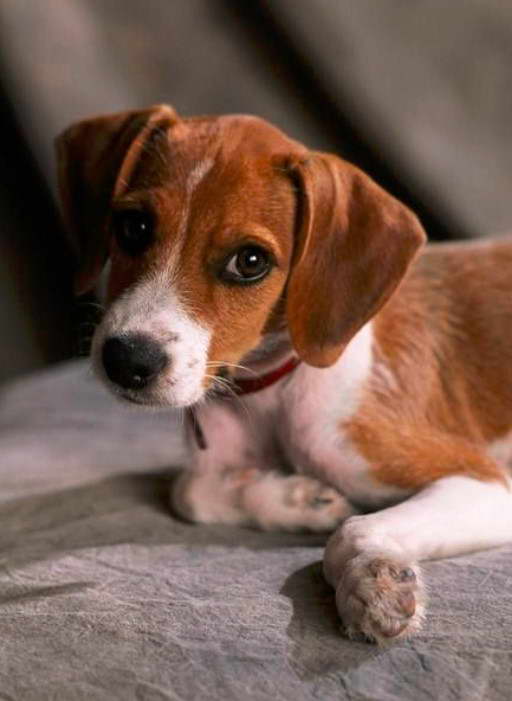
left=112, top=209, right=154, bottom=256
left=222, top=246, right=271, bottom=283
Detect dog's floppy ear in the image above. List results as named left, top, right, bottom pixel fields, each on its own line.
left=286, top=153, right=426, bottom=367
left=55, top=104, right=178, bottom=295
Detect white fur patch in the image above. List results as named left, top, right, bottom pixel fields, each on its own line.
left=273, top=323, right=405, bottom=506
left=187, top=158, right=214, bottom=193
left=487, top=431, right=512, bottom=467
left=325, top=474, right=512, bottom=578
left=166, top=157, right=215, bottom=268
left=92, top=271, right=211, bottom=407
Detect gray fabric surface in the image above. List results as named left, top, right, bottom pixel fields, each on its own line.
left=0, top=361, right=511, bottom=700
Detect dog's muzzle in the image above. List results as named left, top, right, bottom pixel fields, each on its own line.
left=102, top=333, right=168, bottom=390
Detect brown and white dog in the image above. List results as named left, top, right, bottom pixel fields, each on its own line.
left=56, top=104, right=512, bottom=644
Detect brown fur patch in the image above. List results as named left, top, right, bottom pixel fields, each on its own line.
left=285, top=155, right=425, bottom=367
left=345, top=240, right=512, bottom=489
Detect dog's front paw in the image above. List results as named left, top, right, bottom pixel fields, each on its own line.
left=335, top=555, right=425, bottom=644
left=241, top=473, right=356, bottom=532
left=282, top=475, right=356, bottom=532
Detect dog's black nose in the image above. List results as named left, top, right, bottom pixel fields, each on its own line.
left=102, top=334, right=168, bottom=390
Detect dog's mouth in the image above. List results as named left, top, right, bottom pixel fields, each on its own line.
left=106, top=382, right=163, bottom=408
left=118, top=391, right=149, bottom=406
left=100, top=367, right=212, bottom=409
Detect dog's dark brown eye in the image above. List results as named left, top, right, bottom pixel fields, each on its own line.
left=112, top=209, right=154, bottom=256
left=222, top=246, right=271, bottom=283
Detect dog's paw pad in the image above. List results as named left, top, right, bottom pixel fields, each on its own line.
left=336, top=556, right=425, bottom=644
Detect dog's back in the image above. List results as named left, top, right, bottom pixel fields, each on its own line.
left=346, top=237, right=512, bottom=491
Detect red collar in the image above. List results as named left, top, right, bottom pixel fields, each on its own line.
left=233, top=356, right=300, bottom=395
left=186, top=356, right=300, bottom=450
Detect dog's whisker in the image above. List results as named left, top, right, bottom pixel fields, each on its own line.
left=175, top=406, right=186, bottom=432
left=206, top=361, right=257, bottom=376
left=203, top=373, right=240, bottom=400
left=203, top=374, right=254, bottom=424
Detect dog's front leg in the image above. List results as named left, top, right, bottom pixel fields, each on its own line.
left=324, top=474, right=512, bottom=644
left=171, top=403, right=356, bottom=532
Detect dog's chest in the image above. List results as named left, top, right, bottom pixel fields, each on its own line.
left=274, top=380, right=398, bottom=507
left=250, top=330, right=404, bottom=507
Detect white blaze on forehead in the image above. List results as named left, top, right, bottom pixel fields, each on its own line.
left=187, top=158, right=214, bottom=193
left=106, top=273, right=207, bottom=338
left=174, top=157, right=215, bottom=260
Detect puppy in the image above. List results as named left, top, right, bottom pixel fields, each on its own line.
left=56, top=104, right=512, bottom=644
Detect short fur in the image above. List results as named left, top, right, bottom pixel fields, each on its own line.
left=56, top=105, right=512, bottom=644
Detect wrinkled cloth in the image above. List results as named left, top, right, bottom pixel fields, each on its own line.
left=0, top=361, right=511, bottom=700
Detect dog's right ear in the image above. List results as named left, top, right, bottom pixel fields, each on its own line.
left=285, top=153, right=426, bottom=367
left=55, top=104, right=178, bottom=295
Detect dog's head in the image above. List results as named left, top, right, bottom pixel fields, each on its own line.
left=56, top=104, right=425, bottom=407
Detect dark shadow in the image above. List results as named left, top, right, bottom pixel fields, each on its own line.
left=0, top=472, right=329, bottom=573
left=0, top=81, right=74, bottom=374
left=223, top=0, right=461, bottom=242
left=280, top=561, right=380, bottom=680
left=0, top=581, right=96, bottom=606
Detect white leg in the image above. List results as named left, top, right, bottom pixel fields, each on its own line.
left=323, top=475, right=512, bottom=644
left=172, top=468, right=356, bottom=532
left=170, top=403, right=356, bottom=532
left=239, top=471, right=357, bottom=532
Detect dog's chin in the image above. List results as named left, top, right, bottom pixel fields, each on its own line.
left=92, top=359, right=208, bottom=409
left=106, top=383, right=206, bottom=411
left=117, top=392, right=154, bottom=407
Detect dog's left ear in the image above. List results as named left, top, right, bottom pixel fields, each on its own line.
left=286, top=153, right=426, bottom=367
left=55, top=104, right=178, bottom=295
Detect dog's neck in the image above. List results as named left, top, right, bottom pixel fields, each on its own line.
left=235, top=331, right=295, bottom=379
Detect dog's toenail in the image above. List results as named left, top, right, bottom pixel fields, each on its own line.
left=381, top=619, right=408, bottom=638
left=398, top=567, right=416, bottom=582
left=311, top=497, right=333, bottom=509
